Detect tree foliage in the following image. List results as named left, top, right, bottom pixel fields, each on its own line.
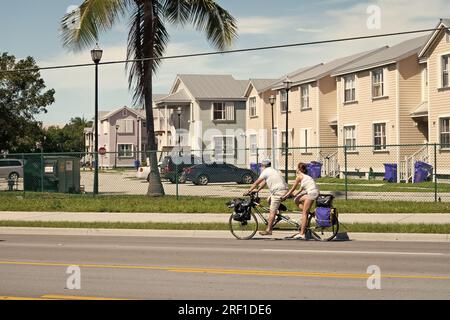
left=0, top=53, right=55, bottom=153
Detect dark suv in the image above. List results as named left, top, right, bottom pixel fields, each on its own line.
left=157, top=155, right=202, bottom=184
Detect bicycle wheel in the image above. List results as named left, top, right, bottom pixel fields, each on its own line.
left=308, top=212, right=339, bottom=242
left=229, top=212, right=259, bottom=240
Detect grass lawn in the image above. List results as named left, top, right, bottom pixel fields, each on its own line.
left=0, top=192, right=449, bottom=213
left=0, top=220, right=448, bottom=234
left=315, top=178, right=450, bottom=193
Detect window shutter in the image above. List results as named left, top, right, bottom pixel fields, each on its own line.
left=225, top=102, right=235, bottom=121
left=383, top=67, right=388, bottom=96
left=307, top=128, right=312, bottom=149
left=300, top=129, right=306, bottom=149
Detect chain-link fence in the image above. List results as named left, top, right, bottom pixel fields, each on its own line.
left=1, top=144, right=449, bottom=202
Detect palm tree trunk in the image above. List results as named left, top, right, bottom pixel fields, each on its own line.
left=143, top=0, right=164, bottom=196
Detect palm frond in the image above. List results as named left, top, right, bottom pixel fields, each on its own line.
left=187, top=0, right=238, bottom=51
left=61, top=0, right=130, bottom=51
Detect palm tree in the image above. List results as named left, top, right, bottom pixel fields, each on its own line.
left=61, top=0, right=237, bottom=196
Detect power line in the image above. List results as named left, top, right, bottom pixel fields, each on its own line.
left=1, top=27, right=448, bottom=73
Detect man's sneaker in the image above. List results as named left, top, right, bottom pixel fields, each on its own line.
left=259, top=231, right=272, bottom=236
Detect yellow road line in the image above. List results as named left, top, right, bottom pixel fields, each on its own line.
left=0, top=296, right=49, bottom=300
left=0, top=260, right=449, bottom=281
left=41, top=295, right=126, bottom=300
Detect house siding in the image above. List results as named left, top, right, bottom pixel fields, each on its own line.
left=426, top=30, right=450, bottom=173
left=398, top=55, right=427, bottom=154
left=337, top=66, right=398, bottom=173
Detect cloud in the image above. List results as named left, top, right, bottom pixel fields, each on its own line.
left=237, top=16, right=302, bottom=34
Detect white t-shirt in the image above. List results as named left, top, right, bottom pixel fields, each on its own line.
left=300, top=174, right=318, bottom=194
left=259, top=167, right=288, bottom=194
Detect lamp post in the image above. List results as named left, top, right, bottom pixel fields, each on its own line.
left=137, top=116, right=141, bottom=163
left=269, top=95, right=276, bottom=168
left=91, top=43, right=103, bottom=195
left=115, top=123, right=120, bottom=168
left=177, top=107, right=182, bottom=156
left=283, top=76, right=292, bottom=182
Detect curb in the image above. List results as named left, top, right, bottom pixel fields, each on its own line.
left=0, top=227, right=448, bottom=242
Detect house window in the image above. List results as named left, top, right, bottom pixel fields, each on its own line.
left=118, top=144, right=134, bottom=158
left=249, top=134, right=258, bottom=155
left=373, top=123, right=387, bottom=151
left=116, top=119, right=134, bottom=134
left=344, top=75, right=356, bottom=102
left=440, top=118, right=450, bottom=148
left=213, top=102, right=226, bottom=120
left=442, top=55, right=449, bottom=88
left=344, top=126, right=357, bottom=151
left=280, top=91, right=287, bottom=113
left=372, top=69, right=384, bottom=98
left=213, top=102, right=234, bottom=121
left=122, top=109, right=128, bottom=116
left=301, top=85, right=309, bottom=110
left=214, top=136, right=235, bottom=157
left=249, top=97, right=257, bottom=117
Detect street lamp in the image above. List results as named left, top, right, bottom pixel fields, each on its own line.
left=177, top=107, right=182, bottom=156
left=269, top=95, right=276, bottom=168
left=115, top=123, right=120, bottom=168
left=283, top=76, right=292, bottom=182
left=91, top=43, right=103, bottom=195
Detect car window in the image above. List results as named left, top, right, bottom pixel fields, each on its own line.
left=0, top=160, right=8, bottom=167
left=10, top=161, right=22, bottom=166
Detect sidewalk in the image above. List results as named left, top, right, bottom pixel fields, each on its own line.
left=1, top=211, right=450, bottom=224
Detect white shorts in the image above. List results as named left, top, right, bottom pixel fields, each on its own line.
left=295, top=190, right=319, bottom=202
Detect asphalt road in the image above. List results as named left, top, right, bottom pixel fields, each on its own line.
left=0, top=234, right=449, bottom=300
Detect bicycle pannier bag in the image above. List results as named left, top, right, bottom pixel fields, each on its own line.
left=316, top=194, right=334, bottom=208
left=315, top=207, right=332, bottom=228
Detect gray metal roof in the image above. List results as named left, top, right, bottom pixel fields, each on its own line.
left=158, top=89, right=191, bottom=104
left=248, top=79, right=278, bottom=93
left=333, top=35, right=429, bottom=76
left=177, top=74, right=248, bottom=100
left=152, top=94, right=168, bottom=103
left=289, top=47, right=387, bottom=85
left=441, top=18, right=450, bottom=26
left=269, top=65, right=322, bottom=90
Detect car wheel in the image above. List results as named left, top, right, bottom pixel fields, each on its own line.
left=8, top=172, right=19, bottom=181
left=197, top=175, right=209, bottom=186
left=241, top=174, right=254, bottom=184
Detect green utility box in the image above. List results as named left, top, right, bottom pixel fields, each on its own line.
left=24, top=156, right=81, bottom=193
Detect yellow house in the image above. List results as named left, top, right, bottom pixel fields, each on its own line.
left=332, top=35, right=429, bottom=181
left=243, top=79, right=277, bottom=166
left=418, top=18, right=450, bottom=176
left=269, top=49, right=385, bottom=176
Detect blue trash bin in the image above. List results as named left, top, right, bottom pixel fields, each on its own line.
left=307, top=162, right=322, bottom=179
left=250, top=163, right=261, bottom=175
left=414, top=161, right=433, bottom=183
left=134, top=160, right=141, bottom=171
left=383, top=163, right=397, bottom=183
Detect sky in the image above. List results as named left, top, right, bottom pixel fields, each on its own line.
left=0, top=0, right=448, bottom=125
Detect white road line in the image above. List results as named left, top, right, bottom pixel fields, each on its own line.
left=261, top=249, right=445, bottom=256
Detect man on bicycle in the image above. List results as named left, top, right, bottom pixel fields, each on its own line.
left=244, top=159, right=288, bottom=236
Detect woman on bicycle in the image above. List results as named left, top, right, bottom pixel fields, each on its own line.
left=281, top=162, right=319, bottom=240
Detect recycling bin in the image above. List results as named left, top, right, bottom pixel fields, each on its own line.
left=307, top=162, right=322, bottom=179
left=250, top=163, right=261, bottom=175
left=383, top=163, right=397, bottom=183
left=414, top=161, right=433, bottom=183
